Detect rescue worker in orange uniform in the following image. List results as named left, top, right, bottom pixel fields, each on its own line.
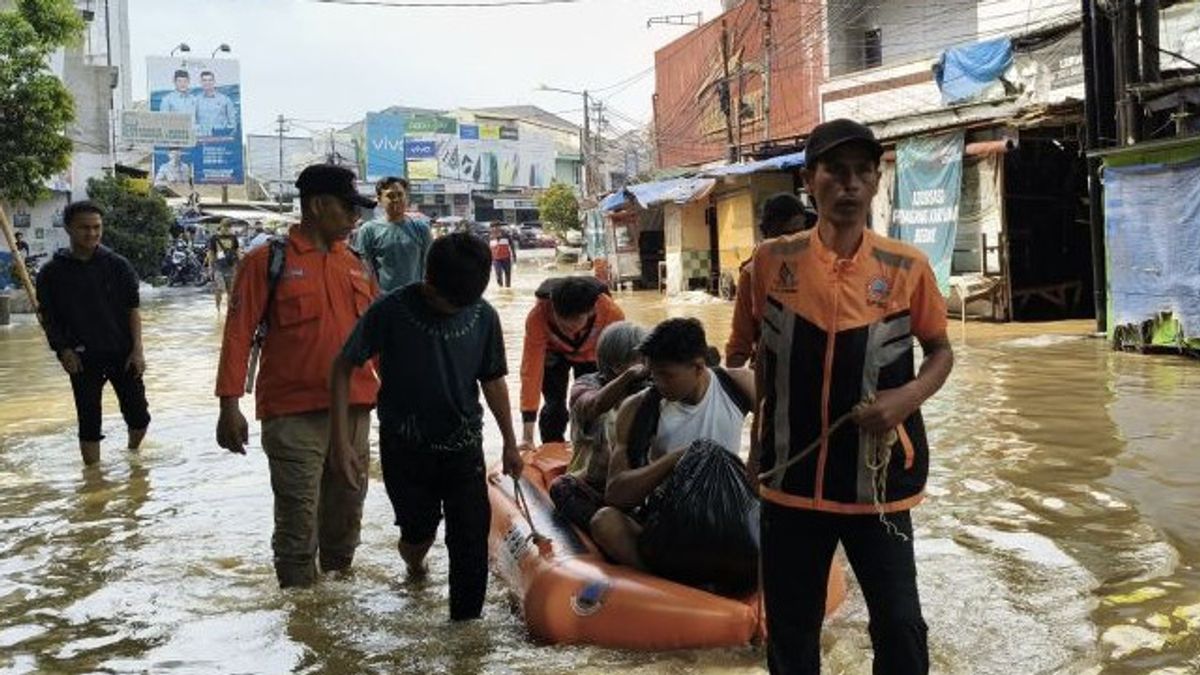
left=519, top=276, right=625, bottom=447
left=747, top=120, right=954, bottom=674
left=215, top=164, right=380, bottom=588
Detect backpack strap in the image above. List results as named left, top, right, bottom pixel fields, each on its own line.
left=244, top=237, right=288, bottom=394
left=712, top=366, right=753, bottom=415
left=625, top=388, right=663, bottom=470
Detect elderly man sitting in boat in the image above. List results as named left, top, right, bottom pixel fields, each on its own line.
left=548, top=321, right=650, bottom=531
left=590, top=318, right=758, bottom=592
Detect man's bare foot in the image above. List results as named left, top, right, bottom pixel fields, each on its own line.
left=80, top=441, right=101, bottom=466
left=398, top=538, right=432, bottom=578
left=128, top=427, right=147, bottom=451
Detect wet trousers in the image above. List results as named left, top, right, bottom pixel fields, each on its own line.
left=380, top=436, right=490, bottom=621
left=68, top=351, right=151, bottom=442
left=761, top=503, right=928, bottom=675
left=261, top=408, right=370, bottom=588
left=539, top=353, right=597, bottom=443
left=493, top=259, right=512, bottom=288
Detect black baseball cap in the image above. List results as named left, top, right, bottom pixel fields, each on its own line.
left=805, top=119, right=883, bottom=165
left=295, top=164, right=376, bottom=209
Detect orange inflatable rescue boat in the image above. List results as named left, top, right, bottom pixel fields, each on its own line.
left=487, top=444, right=847, bottom=650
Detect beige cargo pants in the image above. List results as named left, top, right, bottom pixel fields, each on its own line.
left=261, top=406, right=371, bottom=588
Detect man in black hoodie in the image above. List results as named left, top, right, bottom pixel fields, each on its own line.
left=37, top=201, right=150, bottom=466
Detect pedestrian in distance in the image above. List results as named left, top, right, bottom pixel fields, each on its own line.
left=206, top=219, right=240, bottom=313
left=214, top=163, right=379, bottom=589
left=36, top=200, right=150, bottom=466
left=354, top=176, right=433, bottom=293
left=747, top=119, right=954, bottom=675
left=519, top=276, right=625, bottom=448
left=489, top=223, right=516, bottom=288
left=725, top=191, right=814, bottom=368
left=330, top=232, right=523, bottom=621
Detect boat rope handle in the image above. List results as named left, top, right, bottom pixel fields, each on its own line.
left=511, top=476, right=551, bottom=550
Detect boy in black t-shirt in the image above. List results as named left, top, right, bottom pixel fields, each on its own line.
left=329, top=232, right=522, bottom=621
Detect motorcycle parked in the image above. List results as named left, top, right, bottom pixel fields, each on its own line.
left=161, top=240, right=207, bottom=287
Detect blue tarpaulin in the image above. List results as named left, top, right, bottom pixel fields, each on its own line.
left=700, top=151, right=806, bottom=177
left=599, top=177, right=717, bottom=213
left=934, top=38, right=1013, bottom=104
left=1105, top=159, right=1200, bottom=337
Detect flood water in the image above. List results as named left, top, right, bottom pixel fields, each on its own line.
left=1, top=264, right=1198, bottom=674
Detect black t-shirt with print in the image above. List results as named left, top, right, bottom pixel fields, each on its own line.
left=341, top=284, right=507, bottom=452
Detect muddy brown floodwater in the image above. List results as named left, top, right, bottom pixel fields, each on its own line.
left=1, top=264, right=1198, bottom=674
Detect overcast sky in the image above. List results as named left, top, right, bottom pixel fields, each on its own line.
left=128, top=0, right=723, bottom=138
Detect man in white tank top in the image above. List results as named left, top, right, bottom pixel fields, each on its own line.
left=591, top=318, right=755, bottom=571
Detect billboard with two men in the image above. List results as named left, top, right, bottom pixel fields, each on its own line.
left=147, top=56, right=244, bottom=186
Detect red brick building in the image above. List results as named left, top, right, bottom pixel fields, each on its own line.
left=653, top=0, right=825, bottom=168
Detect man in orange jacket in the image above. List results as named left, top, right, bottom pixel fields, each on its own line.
left=519, top=276, right=625, bottom=447
left=215, top=164, right=380, bottom=588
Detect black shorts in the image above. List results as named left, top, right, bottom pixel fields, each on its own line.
left=379, top=435, right=489, bottom=545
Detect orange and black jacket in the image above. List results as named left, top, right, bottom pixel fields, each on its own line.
left=750, top=229, right=947, bottom=514
left=520, top=277, right=625, bottom=422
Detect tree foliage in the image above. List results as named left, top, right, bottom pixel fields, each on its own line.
left=87, top=175, right=174, bottom=279
left=537, top=181, right=579, bottom=237
left=0, top=0, right=84, bottom=205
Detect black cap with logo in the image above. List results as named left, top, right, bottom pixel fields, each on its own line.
left=804, top=118, right=884, bottom=165
left=295, top=164, right=376, bottom=209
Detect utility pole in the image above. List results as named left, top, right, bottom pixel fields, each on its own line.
left=276, top=114, right=287, bottom=212
left=759, top=0, right=773, bottom=143
left=720, top=19, right=738, bottom=163
left=582, top=89, right=591, bottom=197
left=592, top=99, right=606, bottom=193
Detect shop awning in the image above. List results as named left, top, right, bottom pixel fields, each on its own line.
left=700, top=151, right=807, bottom=177
left=599, top=177, right=717, bottom=213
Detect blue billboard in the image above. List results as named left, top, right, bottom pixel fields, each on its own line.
left=365, top=113, right=407, bottom=180
left=147, top=56, right=244, bottom=186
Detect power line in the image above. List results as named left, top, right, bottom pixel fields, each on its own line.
left=311, top=0, right=580, bottom=7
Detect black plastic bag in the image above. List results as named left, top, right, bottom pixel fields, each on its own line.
left=637, top=439, right=760, bottom=594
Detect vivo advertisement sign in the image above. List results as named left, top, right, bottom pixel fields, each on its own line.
left=147, top=56, right=244, bottom=186
left=365, top=112, right=407, bottom=179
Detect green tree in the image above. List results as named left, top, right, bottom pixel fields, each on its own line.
left=536, top=181, right=579, bottom=238
left=0, top=0, right=83, bottom=205
left=86, top=176, right=174, bottom=279
left=0, top=0, right=83, bottom=298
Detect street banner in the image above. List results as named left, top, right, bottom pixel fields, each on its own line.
left=147, top=56, right=244, bottom=185
left=121, top=110, right=196, bottom=147
left=365, top=112, right=407, bottom=179
left=891, top=130, right=966, bottom=295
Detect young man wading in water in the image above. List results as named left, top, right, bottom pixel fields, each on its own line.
left=747, top=119, right=954, bottom=674
left=37, top=201, right=150, bottom=466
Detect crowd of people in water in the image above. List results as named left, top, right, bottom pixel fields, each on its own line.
left=33, top=119, right=954, bottom=675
